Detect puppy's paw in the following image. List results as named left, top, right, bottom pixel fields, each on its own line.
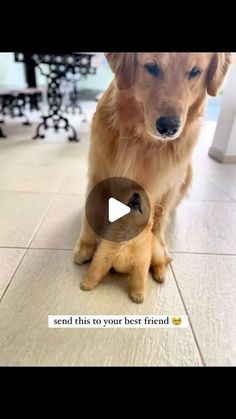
left=74, top=243, right=95, bottom=265
left=130, top=292, right=144, bottom=304
left=151, top=255, right=173, bottom=283
left=80, top=280, right=95, bottom=291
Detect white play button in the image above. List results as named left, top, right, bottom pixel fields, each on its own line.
left=108, top=197, right=131, bottom=222
left=85, top=177, right=151, bottom=242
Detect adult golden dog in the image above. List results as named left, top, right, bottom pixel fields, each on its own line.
left=74, top=53, right=232, bottom=285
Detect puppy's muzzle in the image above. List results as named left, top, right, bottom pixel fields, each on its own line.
left=128, top=192, right=142, bottom=213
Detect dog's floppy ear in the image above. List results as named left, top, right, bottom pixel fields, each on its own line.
left=207, top=53, right=233, bottom=96
left=105, top=53, right=136, bottom=90
left=153, top=204, right=164, bottom=220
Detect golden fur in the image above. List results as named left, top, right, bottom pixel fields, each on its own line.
left=74, top=53, right=232, bottom=301
left=80, top=194, right=170, bottom=303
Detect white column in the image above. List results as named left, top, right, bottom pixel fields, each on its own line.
left=208, top=59, right=236, bottom=164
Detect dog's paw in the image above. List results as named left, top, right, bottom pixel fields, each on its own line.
left=74, top=243, right=95, bottom=265
left=80, top=280, right=95, bottom=291
left=151, top=255, right=173, bottom=283
left=130, top=292, right=144, bottom=304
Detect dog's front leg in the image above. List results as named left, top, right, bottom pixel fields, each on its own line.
left=80, top=247, right=111, bottom=291
left=151, top=233, right=172, bottom=283
left=129, top=259, right=150, bottom=304
left=74, top=177, right=98, bottom=264
left=74, top=215, right=97, bottom=265
left=150, top=189, right=177, bottom=282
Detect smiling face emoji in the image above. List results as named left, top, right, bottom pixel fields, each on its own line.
left=172, top=316, right=182, bottom=326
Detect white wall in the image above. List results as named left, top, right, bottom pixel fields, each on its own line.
left=0, top=53, right=113, bottom=91
left=209, top=57, right=236, bottom=163
left=0, top=53, right=26, bottom=87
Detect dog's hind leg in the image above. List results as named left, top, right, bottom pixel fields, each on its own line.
left=129, top=256, right=150, bottom=304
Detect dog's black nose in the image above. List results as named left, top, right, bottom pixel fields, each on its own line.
left=156, top=116, right=181, bottom=137
left=128, top=192, right=142, bottom=213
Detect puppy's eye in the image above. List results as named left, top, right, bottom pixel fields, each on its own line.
left=144, top=62, right=160, bottom=77
left=188, top=66, right=201, bottom=79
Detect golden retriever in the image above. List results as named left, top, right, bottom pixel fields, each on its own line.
left=74, top=53, right=232, bottom=288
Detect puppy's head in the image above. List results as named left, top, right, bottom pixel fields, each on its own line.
left=106, top=52, right=233, bottom=142
left=126, top=192, right=164, bottom=236
left=127, top=192, right=143, bottom=213
left=125, top=190, right=157, bottom=231
left=112, top=187, right=151, bottom=231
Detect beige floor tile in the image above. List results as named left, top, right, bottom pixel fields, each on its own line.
left=194, top=155, right=236, bottom=202
left=0, top=248, right=26, bottom=299
left=0, top=161, right=69, bottom=193
left=57, top=167, right=88, bottom=195
left=172, top=253, right=236, bottom=365
left=188, top=172, right=232, bottom=202
left=0, top=249, right=201, bottom=366
left=0, top=192, right=54, bottom=247
left=205, top=171, right=236, bottom=202
left=0, top=138, right=81, bottom=165
left=58, top=154, right=89, bottom=195
left=192, top=123, right=236, bottom=201
left=0, top=124, right=90, bottom=194
left=167, top=200, right=236, bottom=254
left=30, top=195, right=85, bottom=249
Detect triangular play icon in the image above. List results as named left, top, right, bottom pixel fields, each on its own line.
left=108, top=197, right=131, bottom=222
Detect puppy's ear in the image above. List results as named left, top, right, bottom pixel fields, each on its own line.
left=105, top=53, right=136, bottom=90
left=154, top=204, right=164, bottom=219
left=207, top=53, right=233, bottom=96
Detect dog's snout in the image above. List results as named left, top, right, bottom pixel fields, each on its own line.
left=128, top=192, right=142, bottom=213
left=156, top=116, right=181, bottom=137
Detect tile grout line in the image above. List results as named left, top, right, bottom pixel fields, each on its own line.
left=18, top=247, right=73, bottom=251
left=0, top=189, right=234, bottom=202
left=26, top=161, right=73, bottom=249
left=170, top=251, right=236, bottom=256
left=0, top=248, right=28, bottom=304
left=26, top=193, right=58, bottom=249
left=0, top=190, right=86, bottom=196
left=187, top=198, right=233, bottom=203
left=170, top=263, right=206, bottom=366
left=0, top=246, right=73, bottom=251
left=1, top=246, right=236, bottom=256
left=23, top=247, right=73, bottom=251
left=0, top=246, right=27, bottom=249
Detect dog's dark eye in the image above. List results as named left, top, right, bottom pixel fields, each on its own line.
left=144, top=62, right=161, bottom=77
left=188, top=66, right=201, bottom=79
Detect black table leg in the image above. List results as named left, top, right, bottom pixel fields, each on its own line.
left=33, top=64, right=79, bottom=142
left=33, top=113, right=78, bottom=141
left=0, top=126, right=7, bottom=138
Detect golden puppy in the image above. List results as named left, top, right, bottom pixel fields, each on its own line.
left=75, top=53, right=232, bottom=283
left=80, top=191, right=171, bottom=303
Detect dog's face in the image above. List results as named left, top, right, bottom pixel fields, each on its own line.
left=106, top=52, right=232, bottom=141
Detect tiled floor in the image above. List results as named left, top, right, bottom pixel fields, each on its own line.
left=0, top=104, right=236, bottom=366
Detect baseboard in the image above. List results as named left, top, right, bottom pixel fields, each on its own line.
left=208, top=146, right=236, bottom=164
